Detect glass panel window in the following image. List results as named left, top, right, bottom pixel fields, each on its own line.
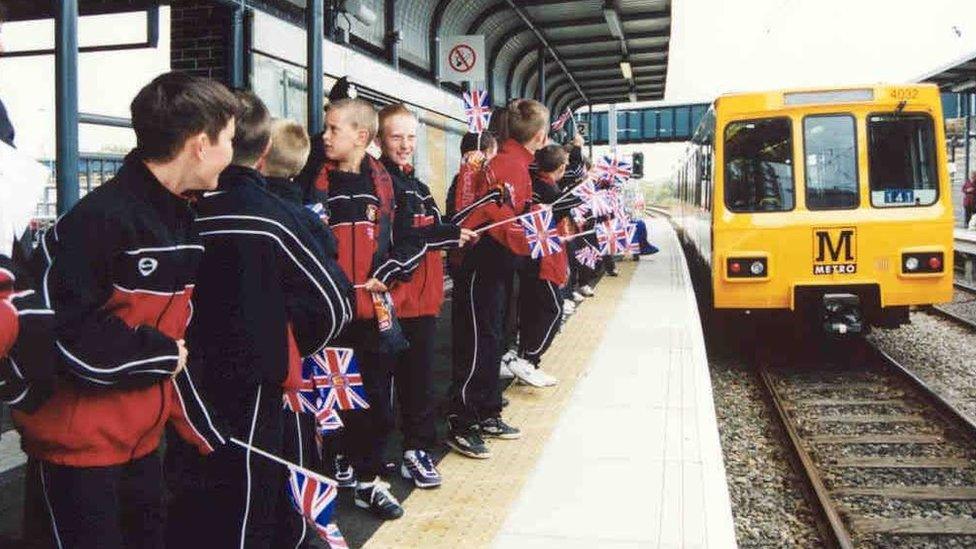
left=868, top=114, right=938, bottom=207
left=675, top=106, right=690, bottom=137
left=803, top=115, right=858, bottom=210
left=724, top=118, right=794, bottom=212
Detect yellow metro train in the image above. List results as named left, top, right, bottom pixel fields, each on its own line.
left=671, top=84, right=953, bottom=333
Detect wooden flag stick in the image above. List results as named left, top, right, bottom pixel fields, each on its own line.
left=473, top=204, right=552, bottom=235
left=230, top=437, right=337, bottom=487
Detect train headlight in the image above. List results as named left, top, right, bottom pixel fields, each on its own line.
left=901, top=252, right=944, bottom=274
left=727, top=257, right=767, bottom=279
left=750, top=261, right=765, bottom=275
left=730, top=262, right=741, bottom=274
left=928, top=256, right=942, bottom=270
left=904, top=257, right=919, bottom=271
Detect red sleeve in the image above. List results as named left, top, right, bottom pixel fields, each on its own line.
left=0, top=299, right=17, bottom=357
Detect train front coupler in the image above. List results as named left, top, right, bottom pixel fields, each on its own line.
left=821, top=293, right=863, bottom=335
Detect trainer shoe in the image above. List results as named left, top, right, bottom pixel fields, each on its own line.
left=572, top=291, right=585, bottom=303
left=508, top=357, right=547, bottom=388
left=334, top=454, right=356, bottom=488
left=354, top=477, right=403, bottom=520
left=499, top=349, right=517, bottom=379
left=401, top=449, right=442, bottom=489
left=579, top=285, right=595, bottom=297
left=534, top=368, right=558, bottom=387
left=563, top=299, right=576, bottom=314
left=480, top=417, right=521, bottom=440
left=446, top=427, right=491, bottom=459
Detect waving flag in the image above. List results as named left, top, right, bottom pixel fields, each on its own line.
left=287, top=468, right=340, bottom=544
left=306, top=347, right=370, bottom=412
left=574, top=244, right=601, bottom=269
left=570, top=180, right=597, bottom=208
left=324, top=524, right=349, bottom=549
left=551, top=108, right=572, bottom=131
left=462, top=90, right=492, bottom=133
left=590, top=190, right=615, bottom=217
left=519, top=208, right=562, bottom=259
left=316, top=406, right=344, bottom=435
left=595, top=154, right=632, bottom=185
left=595, top=221, right=628, bottom=256
left=571, top=205, right=588, bottom=227
left=626, top=222, right=641, bottom=254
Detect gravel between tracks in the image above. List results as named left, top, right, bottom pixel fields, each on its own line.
left=709, top=355, right=824, bottom=547
left=868, top=310, right=976, bottom=423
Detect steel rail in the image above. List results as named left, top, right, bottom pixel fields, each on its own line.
left=757, top=366, right=854, bottom=549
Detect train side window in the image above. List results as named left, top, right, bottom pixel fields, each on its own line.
left=723, top=117, right=795, bottom=212
left=803, top=114, right=859, bottom=210
left=867, top=114, right=938, bottom=208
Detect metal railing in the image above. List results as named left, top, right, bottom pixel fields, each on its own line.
left=36, top=153, right=125, bottom=224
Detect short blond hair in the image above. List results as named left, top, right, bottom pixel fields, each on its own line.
left=263, top=119, right=310, bottom=178
left=329, top=98, right=378, bottom=142
left=506, top=99, right=549, bottom=144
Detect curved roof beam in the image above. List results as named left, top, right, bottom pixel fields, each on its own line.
left=428, top=0, right=455, bottom=82
left=465, top=1, right=508, bottom=34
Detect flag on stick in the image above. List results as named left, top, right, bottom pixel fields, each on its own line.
left=595, top=154, right=632, bottom=185
left=462, top=90, right=492, bottom=133
left=519, top=208, right=563, bottom=259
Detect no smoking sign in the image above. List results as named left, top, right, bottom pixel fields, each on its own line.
left=440, top=35, right=486, bottom=83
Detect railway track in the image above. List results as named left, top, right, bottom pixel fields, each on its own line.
left=758, top=341, right=976, bottom=548
left=929, top=282, right=976, bottom=331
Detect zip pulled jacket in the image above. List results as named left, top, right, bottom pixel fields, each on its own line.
left=307, top=154, right=426, bottom=320
left=15, top=156, right=224, bottom=466
left=382, top=157, right=462, bottom=318
left=190, top=166, right=353, bottom=412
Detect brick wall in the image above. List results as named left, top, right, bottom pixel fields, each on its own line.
left=170, top=0, right=233, bottom=83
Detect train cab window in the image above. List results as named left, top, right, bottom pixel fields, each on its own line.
left=803, top=115, right=858, bottom=210
left=724, top=118, right=794, bottom=212
left=868, top=114, right=938, bottom=207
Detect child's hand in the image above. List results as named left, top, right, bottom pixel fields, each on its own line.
left=363, top=278, right=388, bottom=293
left=459, top=228, right=479, bottom=247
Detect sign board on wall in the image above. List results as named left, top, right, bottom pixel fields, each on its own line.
left=439, top=35, right=486, bottom=83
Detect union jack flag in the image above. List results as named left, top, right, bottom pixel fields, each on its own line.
left=306, top=202, right=329, bottom=225
left=595, top=221, right=628, bottom=256
left=571, top=205, right=588, bottom=226
left=287, top=467, right=340, bottom=544
left=595, top=154, right=632, bottom=186
left=574, top=244, right=601, bottom=269
left=462, top=90, right=492, bottom=133
left=551, top=108, right=572, bottom=131
left=305, top=347, right=370, bottom=412
left=570, top=180, right=597, bottom=208
left=316, top=407, right=344, bottom=435
left=324, top=524, right=349, bottom=549
left=519, top=208, right=562, bottom=259
left=590, top=190, right=615, bottom=217
left=626, top=222, right=641, bottom=254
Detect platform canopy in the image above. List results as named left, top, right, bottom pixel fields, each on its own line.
left=917, top=48, right=976, bottom=93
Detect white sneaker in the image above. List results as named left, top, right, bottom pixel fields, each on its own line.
left=572, top=291, right=585, bottom=303
left=499, top=350, right=517, bottom=379
left=508, top=357, right=547, bottom=388
left=534, top=368, right=558, bottom=387
left=563, top=299, right=576, bottom=314
left=579, top=285, right=595, bottom=297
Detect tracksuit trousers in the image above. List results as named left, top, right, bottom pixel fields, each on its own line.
left=449, top=267, right=508, bottom=430
left=517, top=274, right=564, bottom=365
left=165, top=383, right=308, bottom=549
left=395, top=316, right=438, bottom=451
left=38, top=452, right=164, bottom=549
left=328, top=320, right=396, bottom=480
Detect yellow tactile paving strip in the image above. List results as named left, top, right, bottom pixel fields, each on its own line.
left=365, top=263, right=637, bottom=549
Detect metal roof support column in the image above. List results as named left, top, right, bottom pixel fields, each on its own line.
left=307, top=0, right=324, bottom=135
left=55, top=0, right=80, bottom=215
left=587, top=103, right=594, bottom=159
left=966, top=94, right=972, bottom=193
left=537, top=45, right=546, bottom=104
left=384, top=0, right=399, bottom=71
left=228, top=4, right=245, bottom=89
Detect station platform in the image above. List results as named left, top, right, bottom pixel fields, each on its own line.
left=365, top=218, right=737, bottom=549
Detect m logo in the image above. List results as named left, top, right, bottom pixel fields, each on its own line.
left=138, top=257, right=159, bottom=277
left=812, top=227, right=856, bottom=275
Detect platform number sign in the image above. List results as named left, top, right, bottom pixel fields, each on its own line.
left=440, top=35, right=486, bottom=83
left=813, top=227, right=856, bottom=275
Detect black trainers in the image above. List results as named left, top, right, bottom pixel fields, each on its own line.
left=446, top=428, right=491, bottom=459
left=480, top=417, right=521, bottom=440
left=333, top=454, right=356, bottom=488
left=354, top=477, right=403, bottom=520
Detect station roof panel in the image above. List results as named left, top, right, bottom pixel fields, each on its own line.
left=918, top=50, right=976, bottom=93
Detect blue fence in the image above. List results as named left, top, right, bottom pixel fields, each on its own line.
left=37, top=153, right=125, bottom=221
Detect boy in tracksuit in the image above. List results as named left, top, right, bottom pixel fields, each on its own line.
left=447, top=99, right=551, bottom=459
left=507, top=144, right=581, bottom=388
left=13, top=72, right=236, bottom=549
left=302, top=98, right=426, bottom=520
left=166, top=91, right=352, bottom=548
left=377, top=104, right=476, bottom=488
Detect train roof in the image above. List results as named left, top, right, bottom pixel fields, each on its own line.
left=713, top=83, right=941, bottom=114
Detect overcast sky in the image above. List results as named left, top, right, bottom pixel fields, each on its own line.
left=1, top=1, right=976, bottom=167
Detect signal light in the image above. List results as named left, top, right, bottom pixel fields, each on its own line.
left=928, top=256, right=941, bottom=270
left=901, top=252, right=943, bottom=274
left=727, top=257, right=767, bottom=279
left=730, top=262, right=741, bottom=274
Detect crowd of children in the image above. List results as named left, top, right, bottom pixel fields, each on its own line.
left=0, top=71, right=648, bottom=548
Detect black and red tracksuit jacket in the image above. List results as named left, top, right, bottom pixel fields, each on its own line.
left=188, top=166, right=353, bottom=423
left=0, top=255, right=56, bottom=413
left=305, top=153, right=426, bottom=320
left=15, top=156, right=225, bottom=467
left=451, top=139, right=533, bottom=276
left=381, top=157, right=462, bottom=318
left=528, top=172, right=584, bottom=287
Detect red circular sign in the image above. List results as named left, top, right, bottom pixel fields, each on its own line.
left=449, top=44, right=477, bottom=73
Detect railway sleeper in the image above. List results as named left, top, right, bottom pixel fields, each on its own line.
left=850, top=517, right=976, bottom=535
left=833, top=486, right=976, bottom=500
